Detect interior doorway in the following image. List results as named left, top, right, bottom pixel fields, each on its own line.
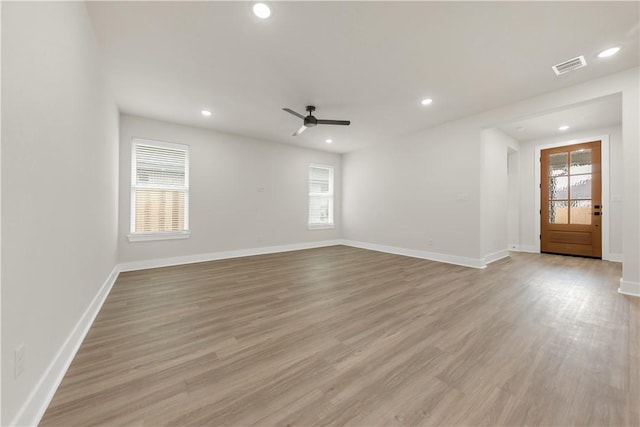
left=541, top=140, right=602, bottom=258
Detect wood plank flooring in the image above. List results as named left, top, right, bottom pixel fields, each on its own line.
left=40, top=246, right=639, bottom=426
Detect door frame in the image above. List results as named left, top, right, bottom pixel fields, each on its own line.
left=534, top=134, right=611, bottom=260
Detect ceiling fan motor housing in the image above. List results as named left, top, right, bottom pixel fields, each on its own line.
left=304, top=116, right=318, bottom=127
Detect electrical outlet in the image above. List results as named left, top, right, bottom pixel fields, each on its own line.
left=15, top=344, right=25, bottom=378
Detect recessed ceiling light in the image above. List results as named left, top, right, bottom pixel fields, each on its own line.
left=252, top=3, right=271, bottom=19
left=325, top=139, right=333, bottom=144
left=598, top=47, right=620, bottom=58
left=201, top=110, right=212, bottom=117
left=420, top=98, right=433, bottom=106
left=559, top=125, right=570, bottom=131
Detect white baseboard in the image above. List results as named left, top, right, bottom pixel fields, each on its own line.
left=607, top=253, right=623, bottom=263
left=509, top=244, right=538, bottom=253
left=619, top=278, right=640, bottom=297
left=341, top=240, right=486, bottom=269
left=10, top=265, right=121, bottom=427
left=483, top=249, right=510, bottom=265
left=119, top=240, right=343, bottom=272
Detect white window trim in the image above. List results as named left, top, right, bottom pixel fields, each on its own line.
left=308, top=223, right=335, bottom=230
left=128, top=231, right=191, bottom=243
left=308, top=163, right=335, bottom=230
left=128, top=138, right=190, bottom=242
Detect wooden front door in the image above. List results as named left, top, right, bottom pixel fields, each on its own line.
left=541, top=141, right=602, bottom=258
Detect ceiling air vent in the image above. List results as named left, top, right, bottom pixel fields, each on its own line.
left=552, top=56, right=587, bottom=75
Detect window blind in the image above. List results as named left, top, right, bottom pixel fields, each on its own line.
left=131, top=140, right=189, bottom=234
left=135, top=145, right=186, bottom=188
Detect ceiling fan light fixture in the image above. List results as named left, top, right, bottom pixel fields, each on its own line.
left=598, top=47, right=620, bottom=58
left=252, top=3, right=271, bottom=19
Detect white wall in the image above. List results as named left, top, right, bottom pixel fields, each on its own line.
left=481, top=128, right=518, bottom=261
left=507, top=149, right=520, bottom=249
left=621, top=80, right=640, bottom=294
left=517, top=125, right=623, bottom=257
left=343, top=120, right=483, bottom=263
left=1, top=3, right=119, bottom=425
left=1, top=3, right=4, bottom=422
left=343, top=68, right=638, bottom=279
left=118, top=114, right=342, bottom=264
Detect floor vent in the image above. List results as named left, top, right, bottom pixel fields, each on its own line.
left=552, top=56, right=587, bottom=75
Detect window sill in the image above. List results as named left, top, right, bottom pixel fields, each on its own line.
left=308, top=224, right=335, bottom=230
left=128, top=231, right=191, bottom=242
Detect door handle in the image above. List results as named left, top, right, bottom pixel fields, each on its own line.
left=594, top=212, right=601, bottom=216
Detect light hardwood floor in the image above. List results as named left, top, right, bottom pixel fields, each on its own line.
left=41, top=246, right=639, bottom=426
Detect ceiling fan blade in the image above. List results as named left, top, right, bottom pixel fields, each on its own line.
left=283, top=108, right=305, bottom=119
left=293, top=125, right=307, bottom=136
left=317, top=119, right=351, bottom=126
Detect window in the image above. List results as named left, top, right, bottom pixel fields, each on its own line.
left=129, top=138, right=190, bottom=241
left=308, top=165, right=334, bottom=229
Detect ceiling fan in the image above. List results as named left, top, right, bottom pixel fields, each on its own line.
left=282, top=105, right=350, bottom=136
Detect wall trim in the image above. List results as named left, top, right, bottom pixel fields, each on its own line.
left=483, top=249, right=510, bottom=265
left=341, top=240, right=486, bottom=269
left=10, top=265, right=121, bottom=427
left=118, top=240, right=343, bottom=272
left=509, top=244, right=538, bottom=253
left=607, top=253, right=623, bottom=263
left=120, top=239, right=493, bottom=273
left=619, top=278, right=640, bottom=297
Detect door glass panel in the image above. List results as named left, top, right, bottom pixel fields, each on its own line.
left=570, top=200, right=592, bottom=225
left=549, top=153, right=568, bottom=176
left=570, top=149, right=592, bottom=174
left=549, top=201, right=568, bottom=224
left=570, top=174, right=591, bottom=199
left=549, top=176, right=568, bottom=199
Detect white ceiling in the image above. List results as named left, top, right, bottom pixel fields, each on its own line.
left=86, top=1, right=639, bottom=153
left=498, top=94, right=622, bottom=141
